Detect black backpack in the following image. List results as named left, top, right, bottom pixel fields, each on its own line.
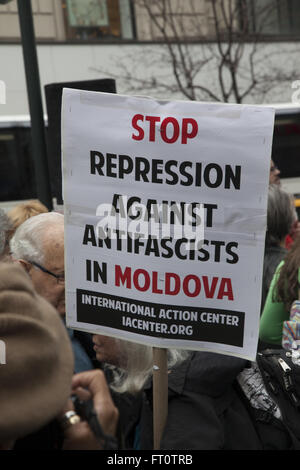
left=238, top=348, right=300, bottom=450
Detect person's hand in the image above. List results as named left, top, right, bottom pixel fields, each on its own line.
left=59, top=369, right=119, bottom=450
left=71, top=369, right=119, bottom=438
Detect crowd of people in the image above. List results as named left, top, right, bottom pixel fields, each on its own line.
left=0, top=203, right=119, bottom=450
left=1, top=157, right=300, bottom=451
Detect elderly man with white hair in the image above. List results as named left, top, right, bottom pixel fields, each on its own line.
left=10, top=212, right=65, bottom=314
left=9, top=211, right=94, bottom=373
left=0, top=210, right=119, bottom=450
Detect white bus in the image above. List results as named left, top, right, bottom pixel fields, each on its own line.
left=269, top=103, right=300, bottom=197
left=0, top=104, right=300, bottom=208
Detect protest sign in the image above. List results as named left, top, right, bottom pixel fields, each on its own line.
left=62, top=89, right=274, bottom=361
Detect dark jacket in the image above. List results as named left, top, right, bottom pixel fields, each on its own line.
left=119, top=351, right=263, bottom=450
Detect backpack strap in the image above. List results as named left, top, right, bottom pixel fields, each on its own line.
left=234, top=379, right=290, bottom=450
left=257, top=349, right=300, bottom=449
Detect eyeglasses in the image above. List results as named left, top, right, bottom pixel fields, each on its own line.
left=29, top=261, right=65, bottom=285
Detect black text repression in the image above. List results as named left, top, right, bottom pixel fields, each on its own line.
left=90, top=151, right=241, bottom=189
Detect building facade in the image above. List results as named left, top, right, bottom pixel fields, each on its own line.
left=0, top=0, right=299, bottom=114
left=0, top=1, right=300, bottom=203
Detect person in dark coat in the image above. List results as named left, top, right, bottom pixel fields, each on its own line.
left=92, top=334, right=266, bottom=450
left=121, top=351, right=263, bottom=450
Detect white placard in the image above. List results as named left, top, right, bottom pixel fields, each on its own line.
left=62, top=88, right=275, bottom=361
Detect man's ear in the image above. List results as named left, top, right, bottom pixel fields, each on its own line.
left=17, top=259, right=32, bottom=273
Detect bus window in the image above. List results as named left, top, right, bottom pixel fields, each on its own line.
left=0, top=125, right=36, bottom=202
left=272, top=113, right=300, bottom=179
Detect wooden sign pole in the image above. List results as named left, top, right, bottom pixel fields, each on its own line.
left=152, top=347, right=168, bottom=450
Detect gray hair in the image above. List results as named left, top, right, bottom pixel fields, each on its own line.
left=266, top=184, right=295, bottom=246
left=0, top=208, right=11, bottom=256
left=107, top=338, right=190, bottom=395
left=9, top=212, right=64, bottom=264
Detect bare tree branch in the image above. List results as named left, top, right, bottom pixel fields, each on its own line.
left=91, top=0, right=300, bottom=104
